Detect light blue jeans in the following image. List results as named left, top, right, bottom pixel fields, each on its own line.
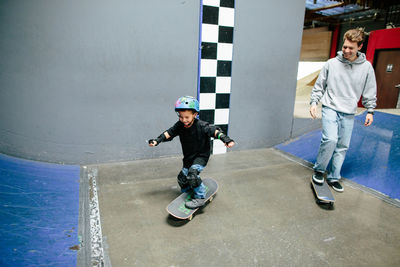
left=181, top=164, right=206, bottom=198
left=313, top=106, right=355, bottom=182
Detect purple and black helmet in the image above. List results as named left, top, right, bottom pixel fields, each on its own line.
left=175, top=96, right=200, bottom=113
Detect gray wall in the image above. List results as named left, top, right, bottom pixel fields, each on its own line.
left=0, top=0, right=305, bottom=164
left=0, top=0, right=199, bottom=164
left=229, top=1, right=305, bottom=149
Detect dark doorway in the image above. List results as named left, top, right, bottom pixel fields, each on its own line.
left=374, top=49, right=400, bottom=108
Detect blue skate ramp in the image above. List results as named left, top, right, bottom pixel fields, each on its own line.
left=276, top=111, right=400, bottom=200
left=0, top=154, right=80, bottom=266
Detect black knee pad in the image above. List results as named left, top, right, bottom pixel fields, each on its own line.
left=187, top=168, right=202, bottom=188
left=177, top=171, right=188, bottom=188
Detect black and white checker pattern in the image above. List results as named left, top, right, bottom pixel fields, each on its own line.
left=198, top=0, right=235, bottom=154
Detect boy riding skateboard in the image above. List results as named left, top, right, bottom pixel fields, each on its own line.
left=149, top=96, right=235, bottom=209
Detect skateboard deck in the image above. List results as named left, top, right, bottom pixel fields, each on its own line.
left=166, top=178, right=218, bottom=220
left=311, top=177, right=335, bottom=207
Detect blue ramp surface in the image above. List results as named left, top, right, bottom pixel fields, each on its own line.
left=276, top=111, right=400, bottom=200
left=0, top=154, right=80, bottom=266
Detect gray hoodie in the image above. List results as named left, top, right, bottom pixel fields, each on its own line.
left=310, top=51, right=377, bottom=114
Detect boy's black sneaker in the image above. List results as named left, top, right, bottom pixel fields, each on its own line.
left=312, top=171, right=324, bottom=184
left=328, top=181, right=344, bottom=192
left=185, top=198, right=205, bottom=209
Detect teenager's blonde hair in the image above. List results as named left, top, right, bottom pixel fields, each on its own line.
left=343, top=28, right=365, bottom=46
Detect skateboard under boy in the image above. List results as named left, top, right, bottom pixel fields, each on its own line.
left=310, top=177, right=335, bottom=208
left=167, top=178, right=218, bottom=221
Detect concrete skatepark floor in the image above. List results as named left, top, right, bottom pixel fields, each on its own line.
left=91, top=148, right=400, bottom=266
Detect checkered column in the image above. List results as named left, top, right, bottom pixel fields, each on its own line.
left=198, top=0, right=235, bottom=154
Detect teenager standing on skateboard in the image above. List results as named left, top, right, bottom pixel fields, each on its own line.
left=310, top=28, right=377, bottom=192
left=149, top=96, right=235, bottom=209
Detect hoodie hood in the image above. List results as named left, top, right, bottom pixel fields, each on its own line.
left=336, top=51, right=367, bottom=64
left=336, top=51, right=366, bottom=64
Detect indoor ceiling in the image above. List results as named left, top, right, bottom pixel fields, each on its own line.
left=304, top=0, right=400, bottom=27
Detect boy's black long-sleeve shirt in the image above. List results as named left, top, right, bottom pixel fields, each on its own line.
left=165, top=118, right=217, bottom=168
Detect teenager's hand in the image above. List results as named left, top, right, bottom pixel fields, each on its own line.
left=364, top=113, right=373, bottom=126
left=310, top=105, right=317, bottom=119
left=225, top=141, right=235, bottom=148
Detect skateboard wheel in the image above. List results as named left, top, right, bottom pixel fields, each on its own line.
left=209, top=196, right=214, bottom=202
left=188, top=215, right=193, bottom=221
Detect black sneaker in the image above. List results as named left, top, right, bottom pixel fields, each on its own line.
left=185, top=198, right=206, bottom=209
left=312, top=171, right=324, bottom=184
left=328, top=181, right=344, bottom=192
